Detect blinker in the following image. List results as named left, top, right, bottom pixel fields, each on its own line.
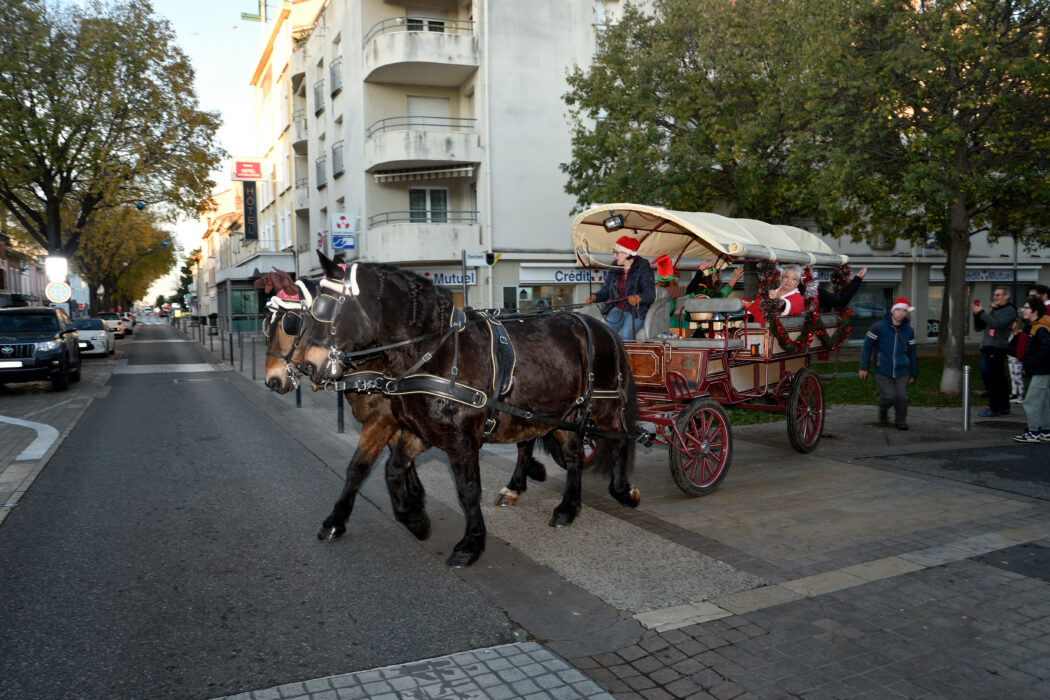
left=311, top=293, right=340, bottom=323
left=264, top=311, right=302, bottom=337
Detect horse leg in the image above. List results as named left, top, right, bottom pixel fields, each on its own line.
left=384, top=433, right=432, bottom=541
left=495, top=439, right=548, bottom=507
left=446, top=448, right=486, bottom=568
left=318, top=413, right=398, bottom=541
left=549, top=431, right=584, bottom=527
left=607, top=437, right=641, bottom=508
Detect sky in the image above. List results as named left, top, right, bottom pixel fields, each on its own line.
left=145, top=1, right=273, bottom=300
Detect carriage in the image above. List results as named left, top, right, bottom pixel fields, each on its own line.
left=570, top=203, right=852, bottom=496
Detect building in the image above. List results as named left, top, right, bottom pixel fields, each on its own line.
left=231, top=0, right=1046, bottom=346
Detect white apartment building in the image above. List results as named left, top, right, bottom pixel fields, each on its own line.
left=237, top=0, right=1047, bottom=345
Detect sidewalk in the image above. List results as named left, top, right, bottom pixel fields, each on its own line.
left=3, top=325, right=1048, bottom=699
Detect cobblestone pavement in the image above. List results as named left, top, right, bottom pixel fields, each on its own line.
left=4, top=324, right=1049, bottom=699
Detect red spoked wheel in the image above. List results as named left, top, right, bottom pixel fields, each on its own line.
left=668, top=398, right=733, bottom=496
left=787, top=367, right=824, bottom=453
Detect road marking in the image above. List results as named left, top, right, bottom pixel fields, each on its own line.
left=129, top=339, right=195, bottom=343
left=113, top=363, right=232, bottom=374
left=0, top=414, right=60, bottom=461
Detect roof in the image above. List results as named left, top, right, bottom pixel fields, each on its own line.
left=571, top=203, right=848, bottom=268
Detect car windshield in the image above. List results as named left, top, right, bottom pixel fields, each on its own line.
left=0, top=314, right=59, bottom=332
left=75, top=319, right=104, bottom=330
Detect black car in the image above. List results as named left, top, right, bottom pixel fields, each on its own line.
left=0, top=306, right=82, bottom=391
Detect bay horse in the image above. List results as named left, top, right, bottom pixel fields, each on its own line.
left=285, top=252, right=640, bottom=567
left=256, top=270, right=551, bottom=545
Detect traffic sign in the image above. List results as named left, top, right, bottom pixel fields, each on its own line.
left=333, top=234, right=356, bottom=250
left=45, top=281, right=71, bottom=304
left=464, top=252, right=487, bottom=267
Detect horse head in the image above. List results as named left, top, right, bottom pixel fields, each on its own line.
left=257, top=268, right=315, bottom=394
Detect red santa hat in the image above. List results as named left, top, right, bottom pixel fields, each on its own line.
left=614, top=236, right=640, bottom=256
left=891, top=297, right=914, bottom=313
left=654, top=254, right=676, bottom=281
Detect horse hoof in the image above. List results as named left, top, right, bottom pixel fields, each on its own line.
left=317, top=525, right=344, bottom=541
left=628, top=486, right=641, bottom=508
left=446, top=550, right=480, bottom=568
left=548, top=510, right=576, bottom=528
left=495, top=487, right=518, bottom=507
left=406, top=515, right=432, bottom=541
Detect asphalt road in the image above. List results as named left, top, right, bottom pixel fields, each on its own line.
left=0, top=320, right=517, bottom=699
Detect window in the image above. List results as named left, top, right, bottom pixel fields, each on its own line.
left=329, top=57, right=342, bottom=95
left=406, top=6, right=447, bottom=32
left=315, top=155, right=327, bottom=189
left=409, top=188, right=448, bottom=223
left=313, top=79, right=325, bottom=114
left=332, top=141, right=345, bottom=177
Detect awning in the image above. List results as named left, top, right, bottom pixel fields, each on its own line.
left=372, top=165, right=475, bottom=183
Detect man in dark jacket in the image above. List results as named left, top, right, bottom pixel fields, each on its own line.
left=818, top=267, right=867, bottom=312
left=1014, top=296, right=1050, bottom=442
left=584, top=235, right=656, bottom=341
left=860, top=297, right=919, bottom=430
left=974, top=286, right=1017, bottom=417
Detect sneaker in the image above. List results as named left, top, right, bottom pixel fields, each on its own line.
left=1000, top=409, right=1011, bottom=417
left=897, top=423, right=909, bottom=431
left=977, top=408, right=999, bottom=418
left=1040, top=432, right=1050, bottom=443
left=1012, top=431, right=1042, bottom=443
left=1010, top=395, right=1025, bottom=404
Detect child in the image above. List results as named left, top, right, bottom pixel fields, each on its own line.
left=1008, top=317, right=1026, bottom=403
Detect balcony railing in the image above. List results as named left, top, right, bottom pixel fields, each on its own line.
left=368, top=210, right=479, bottom=227
left=294, top=177, right=309, bottom=211
left=292, top=109, right=307, bottom=141
left=332, top=140, right=345, bottom=177
left=329, top=57, right=342, bottom=95
left=315, top=155, right=327, bottom=189
left=363, top=16, right=474, bottom=46
left=366, top=115, right=477, bottom=138
left=313, top=79, right=325, bottom=114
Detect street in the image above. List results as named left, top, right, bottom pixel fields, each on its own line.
left=0, top=319, right=1048, bottom=699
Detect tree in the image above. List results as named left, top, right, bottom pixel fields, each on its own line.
left=72, top=206, right=176, bottom=315
left=174, top=247, right=200, bottom=302
left=561, top=0, right=830, bottom=221
left=0, top=0, right=224, bottom=258
left=810, top=0, right=1050, bottom=393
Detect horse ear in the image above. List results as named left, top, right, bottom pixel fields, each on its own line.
left=276, top=270, right=298, bottom=295
left=317, top=250, right=340, bottom=278
left=253, top=272, right=274, bottom=293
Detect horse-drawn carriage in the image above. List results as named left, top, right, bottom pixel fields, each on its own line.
left=570, top=203, right=852, bottom=496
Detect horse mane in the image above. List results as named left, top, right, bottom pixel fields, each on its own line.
left=351, top=262, right=455, bottom=335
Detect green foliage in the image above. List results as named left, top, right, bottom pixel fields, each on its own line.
left=175, top=247, right=200, bottom=299
left=0, top=0, right=225, bottom=257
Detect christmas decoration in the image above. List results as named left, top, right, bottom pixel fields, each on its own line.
left=765, top=307, right=853, bottom=354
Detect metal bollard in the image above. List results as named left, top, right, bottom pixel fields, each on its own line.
left=337, top=391, right=344, bottom=434
left=238, top=332, right=244, bottom=372
left=251, top=338, right=256, bottom=381
left=962, top=365, right=971, bottom=431
left=209, top=330, right=214, bottom=353
left=229, top=333, right=234, bottom=365
left=295, top=384, right=301, bottom=408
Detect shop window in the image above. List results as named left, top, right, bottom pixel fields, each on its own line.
left=846, top=286, right=894, bottom=343
left=513, top=284, right=572, bottom=313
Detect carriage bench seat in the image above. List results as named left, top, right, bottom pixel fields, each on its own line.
left=669, top=337, right=746, bottom=350
left=681, top=297, right=745, bottom=314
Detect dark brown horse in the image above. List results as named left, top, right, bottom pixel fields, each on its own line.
left=256, top=270, right=550, bottom=545
left=285, top=253, right=640, bottom=567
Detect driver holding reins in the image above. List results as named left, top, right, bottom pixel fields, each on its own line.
left=584, top=235, right=656, bottom=341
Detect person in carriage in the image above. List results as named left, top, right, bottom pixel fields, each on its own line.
left=584, top=235, right=656, bottom=340
left=742, top=264, right=806, bottom=324
left=652, top=254, right=744, bottom=338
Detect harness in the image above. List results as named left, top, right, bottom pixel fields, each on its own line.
left=269, top=267, right=641, bottom=442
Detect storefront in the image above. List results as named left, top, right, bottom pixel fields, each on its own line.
left=510, top=263, right=606, bottom=313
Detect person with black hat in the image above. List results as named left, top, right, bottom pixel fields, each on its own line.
left=584, top=235, right=655, bottom=341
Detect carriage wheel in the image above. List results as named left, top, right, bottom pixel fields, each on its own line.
left=787, top=367, right=824, bottom=453
left=669, top=398, right=733, bottom=496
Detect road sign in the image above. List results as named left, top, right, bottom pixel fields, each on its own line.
left=45, top=281, right=71, bottom=304
left=333, top=234, right=356, bottom=250
left=464, top=252, right=487, bottom=267
left=230, top=157, right=267, bottom=181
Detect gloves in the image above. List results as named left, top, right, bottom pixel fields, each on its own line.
left=584, top=294, right=596, bottom=305
left=627, top=295, right=641, bottom=307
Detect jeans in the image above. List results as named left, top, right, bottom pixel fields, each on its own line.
left=603, top=307, right=644, bottom=341
left=876, top=374, right=910, bottom=424
left=979, top=348, right=1010, bottom=413
left=1022, top=374, right=1050, bottom=431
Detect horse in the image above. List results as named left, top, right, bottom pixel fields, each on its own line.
left=255, top=270, right=551, bottom=545
left=283, top=251, right=640, bottom=567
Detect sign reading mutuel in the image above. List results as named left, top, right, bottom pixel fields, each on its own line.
left=230, top=157, right=266, bottom=181
left=242, top=181, right=258, bottom=241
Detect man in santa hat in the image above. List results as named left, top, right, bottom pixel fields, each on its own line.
left=859, top=297, right=919, bottom=430
left=584, top=235, right=656, bottom=340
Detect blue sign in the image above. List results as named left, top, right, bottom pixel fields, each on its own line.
left=242, top=181, right=258, bottom=241
left=333, top=234, right=356, bottom=250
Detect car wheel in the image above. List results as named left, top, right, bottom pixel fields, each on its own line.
left=52, top=367, right=70, bottom=391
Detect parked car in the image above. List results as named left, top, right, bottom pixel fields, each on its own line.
left=97, top=311, right=126, bottom=338
left=73, top=318, right=115, bottom=356
left=120, top=312, right=135, bottom=335
left=850, top=301, right=887, bottom=320
left=0, top=306, right=82, bottom=391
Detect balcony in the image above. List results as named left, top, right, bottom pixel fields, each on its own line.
left=313, top=79, right=325, bottom=115
left=362, top=17, right=477, bottom=87
left=364, top=116, right=479, bottom=170
left=292, top=109, right=308, bottom=153
left=329, top=57, right=343, bottom=96
left=315, top=155, right=327, bottom=189
left=294, top=177, right=309, bottom=214
left=365, top=210, right=481, bottom=263
left=332, top=140, right=345, bottom=177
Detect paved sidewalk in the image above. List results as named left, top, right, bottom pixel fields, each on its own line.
left=4, top=324, right=1049, bottom=699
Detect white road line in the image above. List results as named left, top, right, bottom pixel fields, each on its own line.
left=0, top=415, right=60, bottom=461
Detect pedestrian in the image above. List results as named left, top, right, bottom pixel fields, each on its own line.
left=818, top=267, right=867, bottom=312
left=584, top=235, right=655, bottom=341
left=1008, top=317, right=1026, bottom=404
left=973, top=286, right=1016, bottom=417
left=859, top=297, right=918, bottom=430
left=1012, top=296, right=1050, bottom=443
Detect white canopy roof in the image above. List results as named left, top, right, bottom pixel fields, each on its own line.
left=571, top=203, right=848, bottom=268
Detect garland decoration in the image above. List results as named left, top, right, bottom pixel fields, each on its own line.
left=829, top=263, right=852, bottom=294
left=765, top=307, right=854, bottom=354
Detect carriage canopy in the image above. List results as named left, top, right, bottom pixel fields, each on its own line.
left=571, top=203, right=849, bottom=269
